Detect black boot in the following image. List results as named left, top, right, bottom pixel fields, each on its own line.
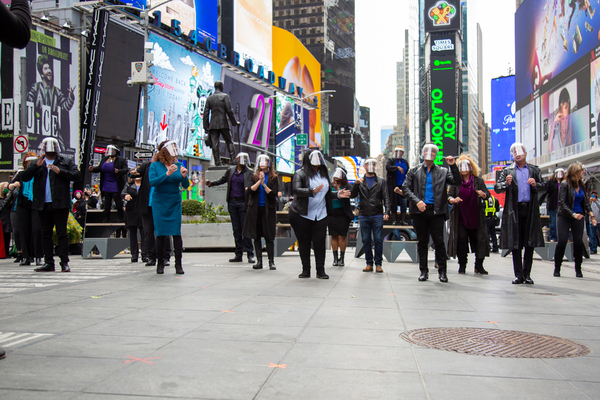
left=299, top=265, right=311, bottom=278
left=13, top=253, right=22, bottom=263
left=400, top=211, right=407, bottom=225
left=266, top=242, right=276, bottom=270
left=174, top=248, right=184, bottom=275
left=338, top=252, right=345, bottom=267
left=155, top=236, right=165, bottom=274
left=554, top=261, right=561, bottom=277
left=439, top=270, right=448, bottom=283
left=474, top=258, right=488, bottom=275
left=332, top=250, right=339, bottom=266
left=575, top=264, right=583, bottom=278
left=458, top=264, right=466, bottom=274
left=252, top=240, right=263, bottom=269
left=316, top=266, right=329, bottom=279
left=156, top=259, right=164, bottom=274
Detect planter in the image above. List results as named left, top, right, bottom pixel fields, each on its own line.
left=182, top=215, right=204, bottom=222
left=216, top=215, right=231, bottom=222
left=181, top=222, right=234, bottom=249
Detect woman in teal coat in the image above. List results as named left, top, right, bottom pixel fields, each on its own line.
left=149, top=140, right=190, bottom=275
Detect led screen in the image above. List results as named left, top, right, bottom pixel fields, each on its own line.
left=234, top=0, right=272, bottom=71
left=275, top=94, right=310, bottom=174
left=423, top=0, right=462, bottom=33
left=490, top=76, right=516, bottom=162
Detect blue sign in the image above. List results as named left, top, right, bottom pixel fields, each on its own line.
left=491, top=76, right=516, bottom=162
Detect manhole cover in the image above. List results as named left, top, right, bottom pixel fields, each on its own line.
left=401, top=328, right=590, bottom=358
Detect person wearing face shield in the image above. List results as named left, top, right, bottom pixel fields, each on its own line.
left=329, top=167, right=353, bottom=267
left=21, top=138, right=82, bottom=272
left=385, top=146, right=410, bottom=225
left=447, top=155, right=491, bottom=275
left=495, top=143, right=546, bottom=284
left=122, top=174, right=145, bottom=263
left=148, top=141, right=190, bottom=274
left=289, top=149, right=349, bottom=279
left=351, top=158, right=391, bottom=273
left=539, top=168, right=565, bottom=242
left=89, top=145, right=127, bottom=223
left=206, top=152, right=255, bottom=263
left=243, top=154, right=279, bottom=270
left=588, top=191, right=600, bottom=254
left=203, top=81, right=240, bottom=166
left=402, top=143, right=460, bottom=282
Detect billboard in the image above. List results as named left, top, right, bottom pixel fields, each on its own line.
left=17, top=26, right=80, bottom=161
left=490, top=76, right=516, bottom=162
left=122, top=0, right=218, bottom=44
left=272, top=27, right=321, bottom=148
left=333, top=156, right=364, bottom=183
left=136, top=32, right=221, bottom=159
left=423, top=0, right=462, bottom=33
left=429, top=32, right=459, bottom=164
left=234, top=0, right=272, bottom=71
left=515, top=0, right=600, bottom=103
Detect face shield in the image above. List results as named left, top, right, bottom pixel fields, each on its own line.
left=364, top=159, right=377, bottom=174
left=422, top=144, right=439, bottom=161
left=554, top=168, right=565, bottom=179
left=40, top=138, right=60, bottom=154
left=309, top=151, right=325, bottom=166
left=236, top=152, right=250, bottom=165
left=105, top=145, right=119, bottom=156
left=394, top=146, right=405, bottom=159
left=25, top=156, right=39, bottom=163
left=163, top=141, right=179, bottom=157
left=256, top=154, right=271, bottom=168
left=510, top=143, right=526, bottom=159
left=458, top=160, right=472, bottom=172
left=332, top=168, right=346, bottom=180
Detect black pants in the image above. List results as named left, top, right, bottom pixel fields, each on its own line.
left=555, top=213, right=585, bottom=268
left=254, top=206, right=275, bottom=262
left=457, top=225, right=482, bottom=267
left=228, top=199, right=253, bottom=258
left=289, top=210, right=328, bottom=274
left=39, top=204, right=69, bottom=265
left=512, top=204, right=534, bottom=279
left=17, top=206, right=43, bottom=260
left=485, top=218, right=498, bottom=251
left=103, top=191, right=123, bottom=222
left=156, top=235, right=182, bottom=263
left=141, top=209, right=170, bottom=261
left=412, top=208, right=447, bottom=272
left=128, top=224, right=145, bottom=259
left=390, top=191, right=407, bottom=222
left=10, top=211, right=20, bottom=253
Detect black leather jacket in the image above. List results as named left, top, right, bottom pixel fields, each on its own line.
left=402, top=163, right=461, bottom=216
left=350, top=175, right=390, bottom=216
left=557, top=182, right=592, bottom=219
left=289, top=168, right=333, bottom=216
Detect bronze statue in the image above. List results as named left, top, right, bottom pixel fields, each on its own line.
left=203, top=81, right=239, bottom=166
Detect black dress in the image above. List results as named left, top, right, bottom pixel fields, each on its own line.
left=328, top=183, right=353, bottom=236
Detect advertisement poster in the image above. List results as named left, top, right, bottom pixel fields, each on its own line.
left=137, top=32, right=221, bottom=159
left=272, top=27, right=322, bottom=149
left=275, top=94, right=309, bottom=174
left=0, top=42, right=14, bottom=169
left=515, top=0, right=600, bottom=102
left=490, top=76, right=516, bottom=162
left=234, top=0, right=272, bottom=71
left=333, top=156, right=364, bottom=183
left=122, top=0, right=218, bottom=43
left=17, top=26, right=80, bottom=160
left=221, top=68, right=273, bottom=163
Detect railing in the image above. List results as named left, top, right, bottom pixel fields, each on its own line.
left=529, top=137, right=598, bottom=166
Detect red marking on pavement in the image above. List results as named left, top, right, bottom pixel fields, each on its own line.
left=268, top=363, right=287, bottom=369
left=388, top=293, right=398, bottom=296
left=123, top=356, right=162, bottom=364
left=487, top=321, right=498, bottom=324
left=222, top=310, right=234, bottom=313
left=201, top=287, right=209, bottom=289
left=556, top=299, right=563, bottom=301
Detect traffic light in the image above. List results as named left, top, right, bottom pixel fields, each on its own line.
left=193, top=143, right=200, bottom=157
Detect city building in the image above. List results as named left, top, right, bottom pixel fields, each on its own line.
left=380, top=125, right=395, bottom=154
left=359, top=106, right=371, bottom=157
left=395, top=30, right=411, bottom=161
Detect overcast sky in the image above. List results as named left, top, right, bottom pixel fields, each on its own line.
left=355, top=0, right=516, bottom=155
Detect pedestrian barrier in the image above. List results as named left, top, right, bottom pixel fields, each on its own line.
left=355, top=225, right=418, bottom=263
left=82, top=210, right=129, bottom=259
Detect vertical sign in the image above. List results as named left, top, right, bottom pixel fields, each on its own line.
left=429, top=32, right=459, bottom=164
left=79, top=9, right=109, bottom=176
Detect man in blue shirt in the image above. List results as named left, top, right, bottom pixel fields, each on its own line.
left=495, top=143, right=546, bottom=284
left=385, top=146, right=410, bottom=225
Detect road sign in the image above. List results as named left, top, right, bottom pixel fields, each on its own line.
left=134, top=152, right=153, bottom=159
left=14, top=136, right=28, bottom=153
left=296, top=133, right=308, bottom=146
left=140, top=143, right=155, bottom=151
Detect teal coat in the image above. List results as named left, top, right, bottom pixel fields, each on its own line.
left=149, top=161, right=190, bottom=236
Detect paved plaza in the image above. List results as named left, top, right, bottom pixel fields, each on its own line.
left=0, top=247, right=599, bottom=399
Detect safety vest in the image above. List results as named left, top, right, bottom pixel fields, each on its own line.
left=485, top=197, right=496, bottom=218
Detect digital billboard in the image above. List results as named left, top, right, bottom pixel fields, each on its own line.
left=272, top=27, right=321, bottom=149
left=423, top=0, right=462, bottom=33
left=234, top=0, right=272, bottom=71
left=515, top=0, right=600, bottom=103
left=428, top=32, right=459, bottom=164
left=137, top=32, right=221, bottom=159
left=122, top=0, right=218, bottom=43
left=490, top=76, right=516, bottom=162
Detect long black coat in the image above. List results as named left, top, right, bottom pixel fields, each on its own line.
left=135, top=161, right=153, bottom=215
left=447, top=176, right=490, bottom=258
left=539, top=179, right=560, bottom=211
left=21, top=154, right=82, bottom=210
left=91, top=156, right=128, bottom=194
left=122, top=182, right=142, bottom=227
left=242, top=175, right=278, bottom=241
left=495, top=163, right=546, bottom=249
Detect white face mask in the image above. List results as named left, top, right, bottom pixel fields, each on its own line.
left=40, top=138, right=60, bottom=153
left=163, top=141, right=179, bottom=157
left=423, top=145, right=438, bottom=161
left=106, top=145, right=118, bottom=156
left=364, top=161, right=376, bottom=173
left=310, top=151, right=324, bottom=166
left=237, top=153, right=249, bottom=165
left=394, top=150, right=404, bottom=159
left=257, top=155, right=270, bottom=168
left=511, top=143, right=525, bottom=159
left=333, top=168, right=345, bottom=180
left=555, top=170, right=564, bottom=179
left=458, top=160, right=472, bottom=172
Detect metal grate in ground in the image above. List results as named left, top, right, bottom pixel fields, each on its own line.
left=401, top=327, right=590, bottom=358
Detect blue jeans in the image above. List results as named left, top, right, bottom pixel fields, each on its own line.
left=359, top=216, right=384, bottom=266
left=589, top=224, right=600, bottom=252
left=548, top=210, right=557, bottom=241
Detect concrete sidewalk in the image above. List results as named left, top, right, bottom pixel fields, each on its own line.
left=0, top=247, right=599, bottom=399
